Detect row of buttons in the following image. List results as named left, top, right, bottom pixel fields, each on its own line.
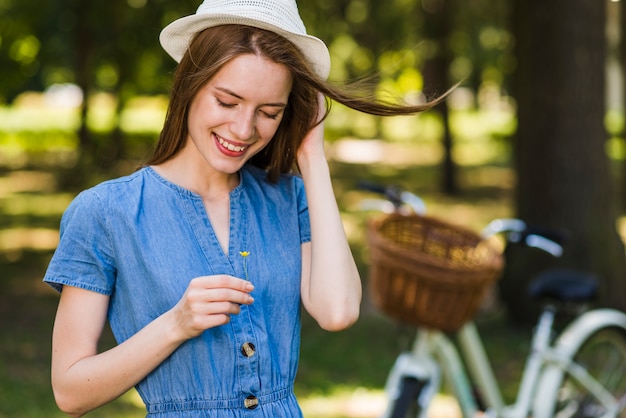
left=242, top=342, right=257, bottom=409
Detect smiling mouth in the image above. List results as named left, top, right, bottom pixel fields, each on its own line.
left=216, top=135, right=249, bottom=153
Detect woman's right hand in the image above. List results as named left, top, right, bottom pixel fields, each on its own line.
left=171, top=275, right=255, bottom=339
left=50, top=276, right=254, bottom=416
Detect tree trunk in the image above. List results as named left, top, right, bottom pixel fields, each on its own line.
left=421, top=0, right=457, bottom=195
left=506, top=0, right=626, bottom=324
left=74, top=0, right=95, bottom=176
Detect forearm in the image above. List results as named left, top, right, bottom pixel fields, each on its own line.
left=52, top=309, right=185, bottom=416
left=298, top=152, right=362, bottom=330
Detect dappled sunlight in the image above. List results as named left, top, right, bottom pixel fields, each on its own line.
left=0, top=170, right=57, bottom=195
left=618, top=217, right=626, bottom=243
left=425, top=198, right=513, bottom=232
left=0, top=170, right=69, bottom=259
left=450, top=109, right=515, bottom=142
left=329, top=138, right=442, bottom=166
left=380, top=113, right=443, bottom=143
left=453, top=141, right=510, bottom=166
left=460, top=166, right=515, bottom=190
left=0, top=227, right=58, bottom=252
left=330, top=139, right=387, bottom=164
left=120, top=96, right=168, bottom=134
left=299, top=388, right=461, bottom=418
left=1, top=92, right=80, bottom=132
left=300, top=388, right=386, bottom=418
left=1, top=92, right=167, bottom=136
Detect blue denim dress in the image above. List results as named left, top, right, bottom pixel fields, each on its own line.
left=44, top=165, right=311, bottom=417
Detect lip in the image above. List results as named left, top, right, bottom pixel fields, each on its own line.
left=214, top=133, right=249, bottom=157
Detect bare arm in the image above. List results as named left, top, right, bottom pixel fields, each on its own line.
left=298, top=96, right=362, bottom=331
left=51, top=276, right=254, bottom=417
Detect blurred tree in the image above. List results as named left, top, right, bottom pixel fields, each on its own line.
left=421, top=0, right=456, bottom=194
left=2, top=0, right=515, bottom=189
left=300, top=0, right=514, bottom=195
left=0, top=0, right=54, bottom=101
left=505, top=0, right=626, bottom=323
left=58, top=0, right=196, bottom=173
left=0, top=0, right=196, bottom=175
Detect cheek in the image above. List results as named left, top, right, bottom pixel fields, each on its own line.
left=257, top=120, right=282, bottom=143
left=254, top=135, right=275, bottom=154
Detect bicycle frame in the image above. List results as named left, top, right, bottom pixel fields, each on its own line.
left=532, top=309, right=626, bottom=418
left=456, top=307, right=557, bottom=418
left=382, top=307, right=626, bottom=418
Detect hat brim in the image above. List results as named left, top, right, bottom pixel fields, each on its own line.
left=160, top=14, right=331, bottom=79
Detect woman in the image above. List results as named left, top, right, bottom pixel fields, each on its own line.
left=44, top=0, right=447, bottom=416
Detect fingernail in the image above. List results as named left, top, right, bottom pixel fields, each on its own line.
left=246, top=282, right=255, bottom=291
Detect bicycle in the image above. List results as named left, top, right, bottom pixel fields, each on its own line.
left=358, top=181, right=626, bottom=418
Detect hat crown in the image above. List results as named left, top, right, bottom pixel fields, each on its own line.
left=160, top=0, right=331, bottom=78
left=196, top=0, right=306, bottom=35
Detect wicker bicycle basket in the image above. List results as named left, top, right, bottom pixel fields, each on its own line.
left=367, top=213, right=504, bottom=332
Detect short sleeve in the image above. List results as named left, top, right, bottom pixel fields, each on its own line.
left=295, top=176, right=311, bottom=244
left=43, top=189, right=116, bottom=294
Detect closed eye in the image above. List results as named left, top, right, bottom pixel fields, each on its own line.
left=261, top=111, right=281, bottom=120
left=216, top=98, right=236, bottom=108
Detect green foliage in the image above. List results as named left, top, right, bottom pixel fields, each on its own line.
left=0, top=0, right=198, bottom=102
left=1, top=0, right=515, bottom=105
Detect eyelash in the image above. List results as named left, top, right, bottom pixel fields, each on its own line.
left=263, top=112, right=279, bottom=120
left=216, top=98, right=280, bottom=120
left=216, top=98, right=236, bottom=109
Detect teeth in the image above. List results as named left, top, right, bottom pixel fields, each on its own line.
left=217, top=136, right=248, bottom=152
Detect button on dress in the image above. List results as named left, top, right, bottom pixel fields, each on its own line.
left=44, top=165, right=311, bottom=417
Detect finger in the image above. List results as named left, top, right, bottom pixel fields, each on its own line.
left=197, top=301, right=248, bottom=327
left=189, top=312, right=232, bottom=331
left=206, top=289, right=254, bottom=305
left=201, top=301, right=243, bottom=316
left=191, top=275, right=254, bottom=293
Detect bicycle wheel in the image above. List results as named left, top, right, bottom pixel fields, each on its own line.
left=389, top=377, right=425, bottom=418
left=537, top=326, right=626, bottom=418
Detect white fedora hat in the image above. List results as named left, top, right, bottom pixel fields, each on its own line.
left=160, top=0, right=331, bottom=79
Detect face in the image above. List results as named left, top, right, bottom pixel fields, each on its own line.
left=184, top=53, right=293, bottom=177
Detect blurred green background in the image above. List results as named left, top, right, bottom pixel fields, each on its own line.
left=2, top=0, right=626, bottom=416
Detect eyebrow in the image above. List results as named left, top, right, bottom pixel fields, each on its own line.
left=215, top=86, right=288, bottom=108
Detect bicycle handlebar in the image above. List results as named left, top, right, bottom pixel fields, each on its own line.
left=358, top=181, right=566, bottom=258
left=357, top=180, right=426, bottom=215
left=481, top=219, right=566, bottom=257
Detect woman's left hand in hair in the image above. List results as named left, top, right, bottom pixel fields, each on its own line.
left=297, top=93, right=327, bottom=163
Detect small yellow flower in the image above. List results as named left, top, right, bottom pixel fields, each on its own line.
left=240, top=251, right=250, bottom=280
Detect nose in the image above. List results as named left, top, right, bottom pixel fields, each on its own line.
left=231, top=109, right=256, bottom=140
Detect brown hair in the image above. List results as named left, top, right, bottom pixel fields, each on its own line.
left=147, top=24, right=448, bottom=181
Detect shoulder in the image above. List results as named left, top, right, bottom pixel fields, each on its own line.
left=90, top=167, right=151, bottom=196
left=77, top=168, right=152, bottom=202
left=62, top=168, right=151, bottom=221
left=241, top=166, right=308, bottom=214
